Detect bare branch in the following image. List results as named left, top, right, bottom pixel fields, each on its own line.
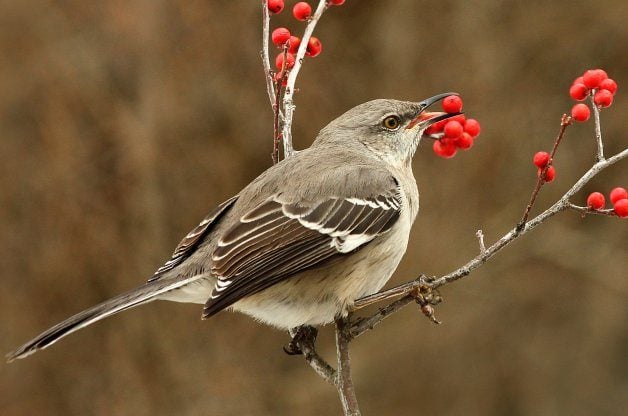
left=272, top=46, right=290, bottom=164
left=335, top=316, right=361, bottom=416
left=590, top=94, right=605, bottom=161
left=567, top=203, right=617, bottom=217
left=281, top=0, right=328, bottom=158
left=261, top=0, right=276, bottom=109
left=476, top=229, right=486, bottom=254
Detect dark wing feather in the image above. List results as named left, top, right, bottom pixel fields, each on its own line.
left=203, top=182, right=402, bottom=317
left=149, top=195, right=238, bottom=281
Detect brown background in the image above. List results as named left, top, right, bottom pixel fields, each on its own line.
left=1, top=1, right=627, bottom=415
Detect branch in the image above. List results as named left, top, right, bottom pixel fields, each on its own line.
left=349, top=146, right=627, bottom=337
left=590, top=94, right=605, bottom=161
left=261, top=0, right=276, bottom=109
left=335, top=316, right=361, bottom=416
left=292, top=328, right=337, bottom=385
left=272, top=46, right=289, bottom=165
left=518, top=114, right=572, bottom=229
left=567, top=203, right=617, bottom=217
left=281, top=0, right=328, bottom=158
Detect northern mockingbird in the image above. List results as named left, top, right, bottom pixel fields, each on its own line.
left=7, top=93, right=459, bottom=362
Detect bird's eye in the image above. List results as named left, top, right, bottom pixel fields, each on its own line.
left=382, top=115, right=401, bottom=130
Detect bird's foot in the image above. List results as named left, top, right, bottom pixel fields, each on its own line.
left=283, top=325, right=318, bottom=356
left=411, top=280, right=443, bottom=324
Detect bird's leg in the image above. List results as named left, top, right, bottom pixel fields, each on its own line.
left=283, top=325, right=318, bottom=356
left=352, top=274, right=435, bottom=310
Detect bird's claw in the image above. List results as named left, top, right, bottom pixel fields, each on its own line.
left=410, top=282, right=443, bottom=325
left=283, top=325, right=318, bottom=356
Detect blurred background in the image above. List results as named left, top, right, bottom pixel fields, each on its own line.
left=1, top=1, right=627, bottom=415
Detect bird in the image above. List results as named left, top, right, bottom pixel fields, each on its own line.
left=7, top=93, right=460, bottom=362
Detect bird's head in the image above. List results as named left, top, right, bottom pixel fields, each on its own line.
left=315, top=93, right=461, bottom=167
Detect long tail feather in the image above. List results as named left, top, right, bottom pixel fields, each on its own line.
left=6, top=277, right=199, bottom=362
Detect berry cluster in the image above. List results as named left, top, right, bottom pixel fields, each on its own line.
left=429, top=95, right=482, bottom=159
left=586, top=187, right=628, bottom=218
left=532, top=151, right=556, bottom=183
left=268, top=1, right=345, bottom=78
left=569, top=68, right=618, bottom=122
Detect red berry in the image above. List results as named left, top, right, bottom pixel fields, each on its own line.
left=306, top=36, right=322, bottom=57
left=613, top=199, right=628, bottom=218
left=569, top=83, right=589, bottom=101
left=271, top=27, right=291, bottom=47
left=593, top=68, right=608, bottom=80
left=288, top=36, right=301, bottom=54
left=328, top=0, right=345, bottom=4
left=424, top=124, right=441, bottom=136
left=433, top=140, right=457, bottom=158
left=571, top=103, right=590, bottom=122
left=610, top=187, right=628, bottom=205
left=599, top=78, right=617, bottom=95
left=572, top=76, right=584, bottom=86
left=275, top=52, right=295, bottom=70
left=586, top=192, right=605, bottom=210
left=443, top=120, right=463, bottom=138
left=533, top=151, right=550, bottom=168
left=448, top=114, right=466, bottom=125
left=268, top=0, right=284, bottom=14
left=427, top=119, right=447, bottom=134
left=293, top=2, right=312, bottom=20
left=441, top=95, right=463, bottom=113
left=594, top=89, right=613, bottom=108
left=454, top=132, right=474, bottom=149
left=463, top=118, right=481, bottom=137
left=538, top=166, right=556, bottom=182
left=582, top=69, right=605, bottom=89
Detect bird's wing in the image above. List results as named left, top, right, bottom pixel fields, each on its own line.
left=203, top=176, right=402, bottom=317
left=149, top=195, right=239, bottom=281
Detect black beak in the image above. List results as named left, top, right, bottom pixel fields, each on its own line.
left=406, top=92, right=463, bottom=131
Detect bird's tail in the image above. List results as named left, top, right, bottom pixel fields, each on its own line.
left=6, top=276, right=200, bottom=362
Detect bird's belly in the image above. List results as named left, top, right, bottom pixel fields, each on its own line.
left=233, top=221, right=411, bottom=329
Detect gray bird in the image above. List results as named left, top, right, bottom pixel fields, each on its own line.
left=7, top=93, right=459, bottom=362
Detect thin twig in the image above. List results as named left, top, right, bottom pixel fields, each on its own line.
left=518, top=114, right=572, bottom=230
left=271, top=45, right=289, bottom=164
left=476, top=229, right=486, bottom=253
left=261, top=0, right=276, bottom=109
left=567, top=203, right=617, bottom=217
left=281, top=0, right=328, bottom=158
left=335, top=316, right=361, bottom=416
left=590, top=93, right=605, bottom=162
